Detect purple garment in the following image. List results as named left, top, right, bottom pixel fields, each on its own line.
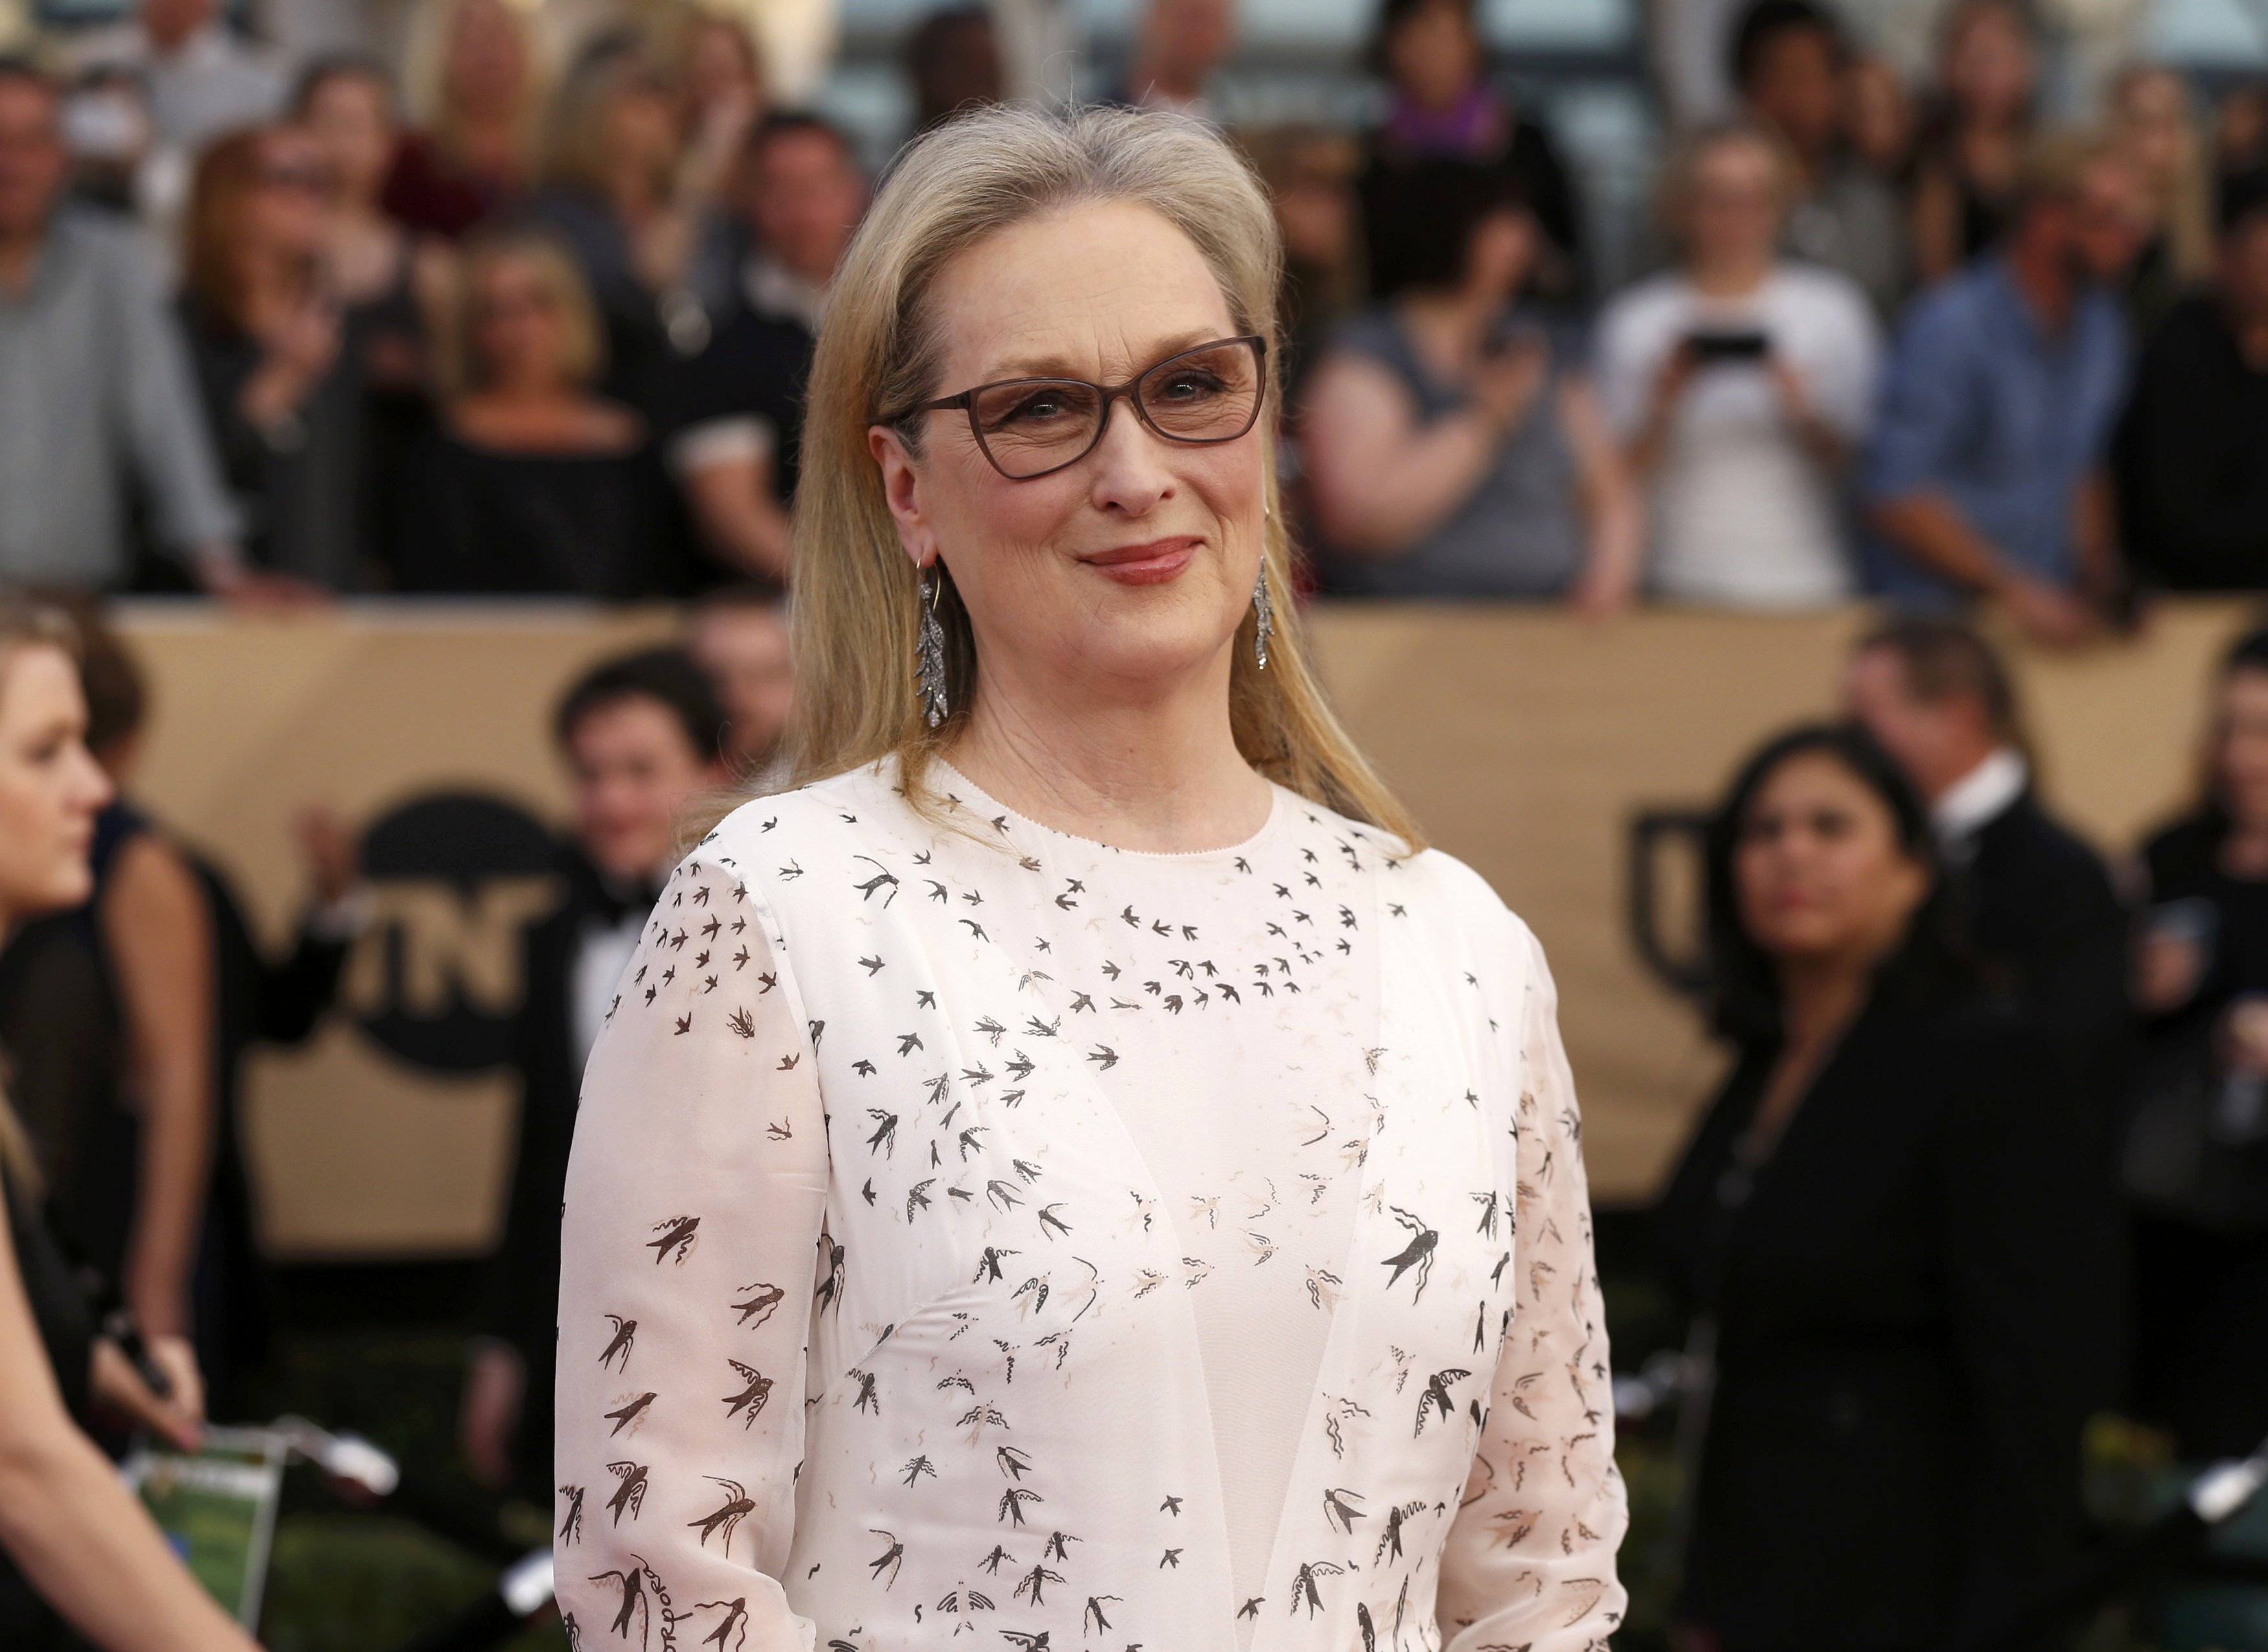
left=1380, top=86, right=1503, bottom=159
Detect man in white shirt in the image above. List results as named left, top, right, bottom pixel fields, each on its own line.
left=1844, top=614, right=2129, bottom=1124
left=1109, top=0, right=1235, bottom=122
left=458, top=649, right=729, bottom=1497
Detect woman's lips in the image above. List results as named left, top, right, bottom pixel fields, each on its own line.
left=1079, top=537, right=1199, bottom=586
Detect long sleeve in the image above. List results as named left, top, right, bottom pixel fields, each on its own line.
left=1860, top=295, right=1978, bottom=510
left=110, top=247, right=242, bottom=556
left=1933, top=1019, right=2096, bottom=1651
left=553, top=857, right=829, bottom=1651
left=1436, top=927, right=1627, bottom=1651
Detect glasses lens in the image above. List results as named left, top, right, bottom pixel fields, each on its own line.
left=969, top=379, right=1104, bottom=478
left=1138, top=342, right=1261, bottom=442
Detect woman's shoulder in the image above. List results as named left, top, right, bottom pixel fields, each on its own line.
left=691, top=764, right=919, bottom=883
left=1594, top=274, right=1689, bottom=347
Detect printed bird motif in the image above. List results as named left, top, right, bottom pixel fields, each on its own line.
left=731, top=1281, right=783, bottom=1329
left=603, top=1392, right=656, bottom=1436
left=1290, top=1559, right=1345, bottom=1617
left=1380, top=1207, right=1439, bottom=1301
left=604, top=1460, right=649, bottom=1524
left=689, top=1477, right=755, bottom=1552
left=722, top=1360, right=773, bottom=1427
left=1416, top=1368, right=1472, bottom=1434
left=646, top=1215, right=700, bottom=1266
left=597, top=1314, right=636, bottom=1372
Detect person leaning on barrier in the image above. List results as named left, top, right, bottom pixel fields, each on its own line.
left=0, top=599, right=259, bottom=1652
left=1656, top=722, right=2100, bottom=1652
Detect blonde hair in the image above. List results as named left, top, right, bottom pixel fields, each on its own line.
left=2111, top=63, right=2215, bottom=286
left=439, top=226, right=607, bottom=398
left=782, top=102, right=1423, bottom=849
left=543, top=34, right=671, bottom=194
left=0, top=596, right=82, bottom=1199
left=1656, top=117, right=1800, bottom=238
left=400, top=0, right=544, bottom=168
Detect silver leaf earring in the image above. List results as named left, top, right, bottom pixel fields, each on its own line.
left=1251, top=564, right=1273, bottom=670
left=916, top=563, right=949, bottom=728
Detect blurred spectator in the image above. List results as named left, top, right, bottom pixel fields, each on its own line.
left=663, top=113, right=862, bottom=583
left=532, top=34, right=741, bottom=417
left=294, top=56, right=437, bottom=568
left=2107, top=64, right=2216, bottom=339
left=688, top=586, right=793, bottom=782
left=678, top=10, right=767, bottom=137
left=1909, top=0, right=2039, bottom=287
left=2125, top=625, right=2268, bottom=1460
left=461, top=647, right=726, bottom=1496
left=1845, top=617, right=2128, bottom=1149
left=179, top=126, right=371, bottom=588
left=382, top=0, right=537, bottom=240
left=2217, top=79, right=2268, bottom=181
left=1596, top=121, right=1880, bottom=607
left=0, top=60, right=244, bottom=594
left=1110, top=0, right=1234, bottom=122
left=1361, top=0, right=1584, bottom=303
left=1731, top=0, right=1909, bottom=319
left=1244, top=124, right=1363, bottom=400
left=2116, top=169, right=2268, bottom=590
left=1302, top=158, right=1639, bottom=605
left=1845, top=53, right=1917, bottom=181
left=1657, top=722, right=2096, bottom=1651
left=69, top=612, right=356, bottom=1414
left=905, top=6, right=1001, bottom=136
left=391, top=227, right=691, bottom=595
left=58, top=65, right=157, bottom=220
left=1862, top=134, right=2143, bottom=641
left=92, top=0, right=283, bottom=161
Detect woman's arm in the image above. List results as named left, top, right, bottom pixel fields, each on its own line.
left=0, top=1185, right=259, bottom=1652
left=1558, top=377, right=1645, bottom=616
left=1435, top=925, right=1628, bottom=1651
left=1300, top=347, right=1536, bottom=557
left=552, top=856, right=829, bottom=1643
left=101, top=833, right=216, bottom=1359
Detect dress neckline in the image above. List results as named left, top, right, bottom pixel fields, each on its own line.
left=926, top=758, right=1286, bottom=865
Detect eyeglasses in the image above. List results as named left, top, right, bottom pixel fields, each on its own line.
left=890, top=335, right=1267, bottom=481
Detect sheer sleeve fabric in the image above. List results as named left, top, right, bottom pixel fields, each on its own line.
left=553, top=859, right=828, bottom=1651
left=1437, top=924, right=1627, bottom=1651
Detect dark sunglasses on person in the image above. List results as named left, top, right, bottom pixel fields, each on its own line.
left=892, top=335, right=1267, bottom=481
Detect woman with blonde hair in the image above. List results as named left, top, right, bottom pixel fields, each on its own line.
left=0, top=603, right=257, bottom=1652
left=391, top=227, right=691, bottom=593
left=2110, top=62, right=2217, bottom=334
left=384, top=0, right=540, bottom=238
left=553, top=103, right=1624, bottom=1649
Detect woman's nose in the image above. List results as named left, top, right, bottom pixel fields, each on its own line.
left=1085, top=397, right=1175, bottom=515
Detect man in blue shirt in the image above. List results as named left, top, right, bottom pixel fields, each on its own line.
left=1863, top=134, right=2144, bottom=644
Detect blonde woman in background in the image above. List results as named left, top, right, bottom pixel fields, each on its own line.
left=386, top=0, right=542, bottom=238
left=0, top=602, right=257, bottom=1652
left=2110, top=63, right=2217, bottom=336
left=553, top=104, right=1624, bottom=1651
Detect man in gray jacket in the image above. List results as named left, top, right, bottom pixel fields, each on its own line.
left=0, top=58, right=244, bottom=593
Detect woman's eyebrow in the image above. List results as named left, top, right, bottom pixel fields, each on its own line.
left=982, top=329, right=1227, bottom=382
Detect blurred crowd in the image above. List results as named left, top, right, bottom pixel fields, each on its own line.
left=0, top=0, right=2260, bottom=631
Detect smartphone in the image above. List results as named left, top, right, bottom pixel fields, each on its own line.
left=1684, top=329, right=1770, bottom=363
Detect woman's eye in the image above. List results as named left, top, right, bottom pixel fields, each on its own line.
left=1155, top=371, right=1224, bottom=402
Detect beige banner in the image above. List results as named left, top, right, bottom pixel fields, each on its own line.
left=113, top=598, right=2260, bottom=1259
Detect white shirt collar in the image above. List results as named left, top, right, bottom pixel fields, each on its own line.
left=1932, top=746, right=2028, bottom=847
left=743, top=254, right=829, bottom=335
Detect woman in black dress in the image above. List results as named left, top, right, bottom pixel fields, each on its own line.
left=2127, top=626, right=2268, bottom=1460
left=390, top=226, right=692, bottom=596
left=1657, top=724, right=2103, bottom=1651
left=0, top=602, right=255, bottom=1651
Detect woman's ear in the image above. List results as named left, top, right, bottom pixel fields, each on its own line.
left=868, top=425, right=937, bottom=569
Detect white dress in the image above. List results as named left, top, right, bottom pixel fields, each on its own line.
left=552, top=760, right=1626, bottom=1652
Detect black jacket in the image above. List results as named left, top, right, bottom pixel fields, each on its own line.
left=1658, top=992, right=2101, bottom=1652
left=479, top=844, right=653, bottom=1496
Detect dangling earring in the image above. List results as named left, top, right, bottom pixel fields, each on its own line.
left=1251, top=564, right=1273, bottom=670
left=916, top=563, right=949, bottom=728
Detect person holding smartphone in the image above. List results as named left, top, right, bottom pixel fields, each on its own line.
left=1596, top=119, right=1880, bottom=608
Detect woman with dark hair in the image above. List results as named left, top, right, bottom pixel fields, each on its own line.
left=1909, top=0, right=2040, bottom=285
left=1360, top=0, right=1585, bottom=301
left=2126, top=627, right=2268, bottom=1460
left=1302, top=157, right=1638, bottom=603
left=179, top=124, right=367, bottom=588
left=1656, top=723, right=2100, bottom=1651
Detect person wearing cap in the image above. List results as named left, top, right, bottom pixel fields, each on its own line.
left=2115, top=167, right=2268, bottom=590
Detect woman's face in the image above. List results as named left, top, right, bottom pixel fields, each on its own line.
left=603, top=75, right=681, bottom=180
left=446, top=0, right=528, bottom=117
left=2115, top=69, right=2194, bottom=191
left=301, top=73, right=394, bottom=204
left=2216, top=668, right=2268, bottom=832
left=0, top=646, right=112, bottom=925
left=1684, top=137, right=1785, bottom=269
left=1844, top=56, right=1913, bottom=172
left=244, top=127, right=330, bottom=257
left=1733, top=750, right=1929, bottom=972
left=870, top=201, right=1268, bottom=712
left=1385, top=0, right=1482, bottom=111
left=1943, top=5, right=2035, bottom=126
left=1463, top=205, right=1536, bottom=301
left=469, top=251, right=568, bottom=388
left=685, top=20, right=760, bottom=115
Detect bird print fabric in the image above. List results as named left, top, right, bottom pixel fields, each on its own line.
left=553, top=759, right=1625, bottom=1652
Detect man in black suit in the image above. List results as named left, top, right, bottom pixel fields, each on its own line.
left=457, top=649, right=729, bottom=1497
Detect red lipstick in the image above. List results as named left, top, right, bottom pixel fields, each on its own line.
left=1078, top=537, right=1199, bottom=586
